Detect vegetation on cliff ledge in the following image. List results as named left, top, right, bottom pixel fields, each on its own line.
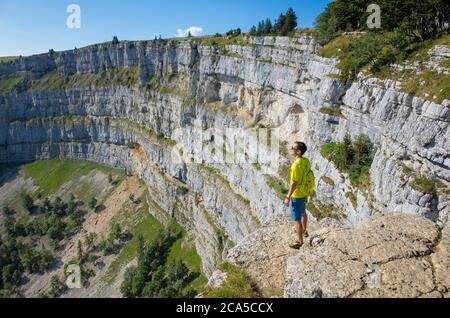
left=321, top=133, right=375, bottom=191
left=120, top=221, right=202, bottom=298
left=203, top=263, right=256, bottom=298
left=315, top=0, right=450, bottom=84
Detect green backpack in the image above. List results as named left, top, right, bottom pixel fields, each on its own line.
left=299, top=168, right=315, bottom=198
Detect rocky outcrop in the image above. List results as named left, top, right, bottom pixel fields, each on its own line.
left=0, top=34, right=449, bottom=280
left=228, top=212, right=450, bottom=298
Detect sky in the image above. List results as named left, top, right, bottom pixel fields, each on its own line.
left=0, top=0, right=331, bottom=57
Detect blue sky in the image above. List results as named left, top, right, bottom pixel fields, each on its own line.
left=0, top=0, right=331, bottom=57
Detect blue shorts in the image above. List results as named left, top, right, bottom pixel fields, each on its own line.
left=290, top=197, right=306, bottom=221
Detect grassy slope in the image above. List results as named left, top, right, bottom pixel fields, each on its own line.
left=0, top=77, right=23, bottom=95
left=100, top=190, right=207, bottom=294
left=166, top=221, right=208, bottom=291
left=22, top=159, right=124, bottom=198
left=102, top=193, right=164, bottom=283
left=319, top=33, right=450, bottom=104
left=0, top=56, right=19, bottom=63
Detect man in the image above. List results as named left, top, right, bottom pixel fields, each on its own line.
left=284, top=141, right=310, bottom=249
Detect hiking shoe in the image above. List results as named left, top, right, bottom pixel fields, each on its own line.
left=288, top=240, right=303, bottom=249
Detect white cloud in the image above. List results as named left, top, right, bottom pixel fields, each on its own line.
left=176, top=26, right=204, bottom=37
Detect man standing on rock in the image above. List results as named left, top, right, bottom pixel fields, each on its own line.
left=284, top=141, right=314, bottom=249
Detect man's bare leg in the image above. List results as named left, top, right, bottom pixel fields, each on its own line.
left=294, top=221, right=304, bottom=244
left=302, top=212, right=308, bottom=235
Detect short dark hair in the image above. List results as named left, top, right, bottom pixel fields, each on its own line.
left=294, top=142, right=307, bottom=155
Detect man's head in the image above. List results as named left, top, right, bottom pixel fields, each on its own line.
left=290, top=141, right=307, bottom=157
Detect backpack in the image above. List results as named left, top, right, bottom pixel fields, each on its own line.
left=305, top=169, right=315, bottom=196
left=299, top=167, right=315, bottom=198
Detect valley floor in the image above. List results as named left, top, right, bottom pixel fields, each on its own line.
left=0, top=160, right=206, bottom=298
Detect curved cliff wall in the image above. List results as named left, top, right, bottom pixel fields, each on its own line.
left=0, top=35, right=448, bottom=276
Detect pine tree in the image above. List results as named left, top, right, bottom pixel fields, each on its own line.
left=249, top=25, right=257, bottom=36
left=257, top=21, right=265, bottom=36
left=281, top=7, right=298, bottom=36
left=264, top=18, right=273, bottom=35
left=273, top=13, right=286, bottom=34
left=112, top=36, right=119, bottom=44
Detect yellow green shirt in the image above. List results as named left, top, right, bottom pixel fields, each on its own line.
left=290, top=157, right=311, bottom=198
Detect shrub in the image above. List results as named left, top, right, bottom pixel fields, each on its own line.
left=88, top=197, right=97, bottom=210
left=319, top=107, right=346, bottom=119
left=410, top=176, right=445, bottom=195
left=20, top=192, right=34, bottom=212
left=176, top=186, right=189, bottom=196
left=321, top=133, right=375, bottom=190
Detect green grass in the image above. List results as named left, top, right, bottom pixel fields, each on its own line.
left=319, top=32, right=450, bottom=86
left=144, top=73, right=189, bottom=99
left=104, top=196, right=207, bottom=293
left=22, top=159, right=124, bottom=197
left=264, top=175, right=288, bottom=200
left=306, top=200, right=341, bottom=220
left=0, top=77, right=23, bottom=96
left=320, top=176, right=335, bottom=186
left=319, top=107, right=347, bottom=119
left=400, top=70, right=450, bottom=104
left=156, top=84, right=187, bottom=97
left=203, top=263, right=256, bottom=298
left=103, top=198, right=164, bottom=283
left=27, top=67, right=139, bottom=93
left=318, top=35, right=353, bottom=58
left=221, top=50, right=244, bottom=59
left=200, top=35, right=251, bottom=47
left=400, top=162, right=445, bottom=197
left=406, top=33, right=450, bottom=63
left=345, top=192, right=358, bottom=209
left=166, top=221, right=207, bottom=292
left=410, top=175, right=445, bottom=195
left=440, top=59, right=450, bottom=69
left=0, top=56, right=19, bottom=63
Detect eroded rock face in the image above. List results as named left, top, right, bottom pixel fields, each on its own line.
left=285, top=213, right=447, bottom=298
left=226, top=214, right=298, bottom=296
left=228, top=213, right=450, bottom=298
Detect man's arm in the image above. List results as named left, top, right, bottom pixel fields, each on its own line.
left=284, top=181, right=297, bottom=207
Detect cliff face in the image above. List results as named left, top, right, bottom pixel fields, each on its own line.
left=0, top=35, right=448, bottom=277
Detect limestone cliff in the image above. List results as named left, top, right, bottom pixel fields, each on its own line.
left=0, top=34, right=448, bottom=284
